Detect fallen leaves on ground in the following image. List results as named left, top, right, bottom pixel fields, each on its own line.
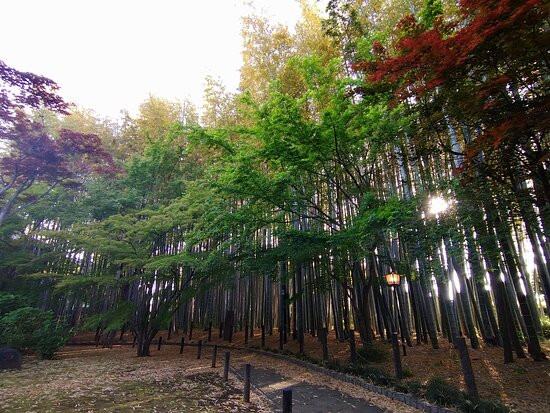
left=0, top=346, right=270, bottom=412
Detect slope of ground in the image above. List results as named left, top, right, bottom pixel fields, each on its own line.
left=78, top=328, right=550, bottom=413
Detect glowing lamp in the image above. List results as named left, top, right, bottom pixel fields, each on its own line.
left=385, top=272, right=401, bottom=286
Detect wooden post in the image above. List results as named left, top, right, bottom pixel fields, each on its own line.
left=167, top=326, right=172, bottom=341
left=456, top=337, right=479, bottom=402
left=320, top=327, right=329, bottom=361
left=391, top=332, right=403, bottom=379
left=223, top=352, right=230, bottom=381
left=245, top=323, right=249, bottom=345
left=179, top=337, right=185, bottom=354
left=197, top=340, right=202, bottom=359
left=208, top=322, right=212, bottom=342
left=219, top=322, right=223, bottom=339
left=349, top=329, right=357, bottom=363
left=243, top=363, right=251, bottom=402
left=157, top=336, right=162, bottom=351
left=211, top=345, right=218, bottom=368
left=223, top=310, right=234, bottom=342
left=282, top=388, right=292, bottom=413
left=261, top=324, right=266, bottom=348
left=188, top=322, right=193, bottom=340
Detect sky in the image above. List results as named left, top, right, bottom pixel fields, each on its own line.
left=0, top=0, right=310, bottom=119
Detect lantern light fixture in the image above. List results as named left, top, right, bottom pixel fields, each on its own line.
left=385, top=272, right=401, bottom=286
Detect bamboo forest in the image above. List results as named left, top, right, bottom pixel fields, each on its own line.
left=0, top=1, right=549, bottom=412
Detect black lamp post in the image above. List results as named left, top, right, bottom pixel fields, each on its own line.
left=385, top=272, right=403, bottom=379
left=385, top=272, right=401, bottom=287
left=386, top=273, right=407, bottom=356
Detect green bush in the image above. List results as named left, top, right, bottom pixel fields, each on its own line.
left=402, top=366, right=414, bottom=378
left=406, top=380, right=423, bottom=397
left=34, top=322, right=71, bottom=359
left=426, top=377, right=465, bottom=407
left=541, top=315, right=550, bottom=339
left=425, top=377, right=510, bottom=412
left=0, top=307, right=71, bottom=359
left=329, top=359, right=393, bottom=386
left=393, top=381, right=409, bottom=394
left=0, top=292, right=30, bottom=317
left=460, top=398, right=510, bottom=413
left=0, top=307, right=50, bottom=349
left=362, top=367, right=394, bottom=386
left=357, top=342, right=389, bottom=363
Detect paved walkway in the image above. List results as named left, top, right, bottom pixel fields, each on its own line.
left=232, top=361, right=385, bottom=413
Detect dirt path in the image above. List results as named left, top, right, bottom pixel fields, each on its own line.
left=226, top=349, right=418, bottom=412
left=232, top=363, right=384, bottom=412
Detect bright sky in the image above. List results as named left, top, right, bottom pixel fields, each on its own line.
left=0, top=0, right=309, bottom=119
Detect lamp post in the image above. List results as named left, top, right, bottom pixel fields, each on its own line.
left=385, top=272, right=403, bottom=379
left=386, top=273, right=407, bottom=355
left=385, top=272, right=401, bottom=287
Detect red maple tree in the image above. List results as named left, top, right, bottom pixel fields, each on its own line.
left=0, top=60, right=117, bottom=226
left=353, top=0, right=548, bottom=182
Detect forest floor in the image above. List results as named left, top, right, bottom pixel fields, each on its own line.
left=214, top=328, right=549, bottom=413
left=0, top=346, right=269, bottom=412
left=0, top=343, right=415, bottom=413
left=72, top=328, right=550, bottom=413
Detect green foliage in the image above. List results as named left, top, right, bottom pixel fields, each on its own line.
left=357, top=342, right=389, bottom=363
left=0, top=292, right=30, bottom=316
left=393, top=381, right=409, bottom=394
left=0, top=307, right=50, bottom=349
left=406, top=380, right=423, bottom=396
left=461, top=399, right=510, bottom=413
left=540, top=315, right=550, bottom=338
left=34, top=323, right=71, bottom=360
left=325, top=359, right=394, bottom=386
left=426, top=377, right=465, bottom=407
left=418, top=0, right=443, bottom=28
left=0, top=307, right=71, bottom=359
left=401, top=366, right=414, bottom=378
left=80, top=301, right=135, bottom=332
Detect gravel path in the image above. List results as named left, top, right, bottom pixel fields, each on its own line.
left=232, top=363, right=384, bottom=412
left=227, top=350, right=418, bottom=412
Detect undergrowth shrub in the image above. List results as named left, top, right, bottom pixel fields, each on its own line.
left=541, top=315, right=550, bottom=338
left=357, top=342, right=388, bottom=363
left=0, top=292, right=30, bottom=317
left=406, top=380, right=422, bottom=396
left=459, top=398, right=511, bottom=413
left=0, top=307, right=71, bottom=359
left=402, top=366, right=414, bottom=378
left=426, top=377, right=465, bottom=407
left=426, top=377, right=510, bottom=413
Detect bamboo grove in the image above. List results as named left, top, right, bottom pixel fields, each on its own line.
left=1, top=0, right=548, bottom=366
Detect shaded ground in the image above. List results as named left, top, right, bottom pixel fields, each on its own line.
left=74, top=328, right=550, bottom=413
left=225, top=349, right=415, bottom=412
left=0, top=346, right=269, bottom=412
left=233, top=364, right=384, bottom=412
left=0, top=344, right=417, bottom=413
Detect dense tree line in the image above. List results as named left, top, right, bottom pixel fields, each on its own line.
left=1, top=0, right=548, bottom=372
